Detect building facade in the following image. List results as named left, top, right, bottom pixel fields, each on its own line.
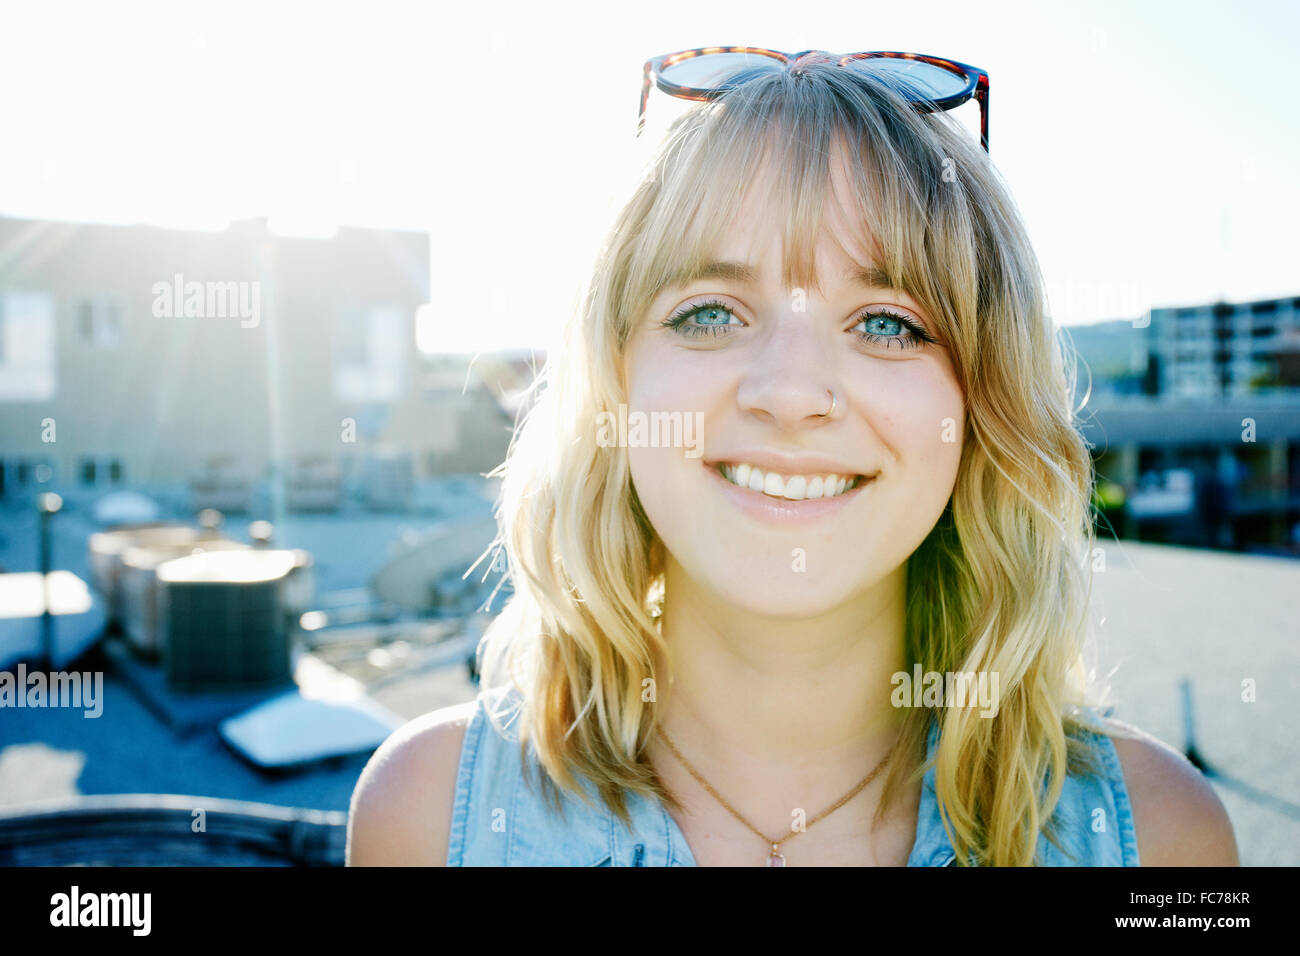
left=1145, top=294, right=1300, bottom=399
left=0, top=215, right=520, bottom=504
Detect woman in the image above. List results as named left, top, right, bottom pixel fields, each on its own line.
left=348, top=49, right=1237, bottom=866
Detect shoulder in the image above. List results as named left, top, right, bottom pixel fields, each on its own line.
left=346, top=699, right=478, bottom=866
left=1096, top=717, right=1238, bottom=866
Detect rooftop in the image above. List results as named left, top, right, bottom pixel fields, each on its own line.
left=1, top=496, right=1295, bottom=865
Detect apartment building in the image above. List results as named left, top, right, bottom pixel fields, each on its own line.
left=1146, top=294, right=1300, bottom=399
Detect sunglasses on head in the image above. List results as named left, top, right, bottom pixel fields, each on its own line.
left=637, top=47, right=990, bottom=152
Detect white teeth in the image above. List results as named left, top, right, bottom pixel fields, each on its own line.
left=718, top=463, right=862, bottom=499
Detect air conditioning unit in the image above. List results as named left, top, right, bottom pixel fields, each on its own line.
left=286, top=458, right=342, bottom=512
left=157, top=550, right=301, bottom=692
left=87, top=524, right=200, bottom=629
left=190, top=459, right=254, bottom=514
left=119, top=538, right=250, bottom=657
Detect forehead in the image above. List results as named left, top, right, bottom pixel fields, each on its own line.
left=704, top=146, right=883, bottom=288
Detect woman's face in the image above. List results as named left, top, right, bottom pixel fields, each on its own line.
left=622, top=151, right=966, bottom=618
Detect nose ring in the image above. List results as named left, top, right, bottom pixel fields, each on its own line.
left=819, top=389, right=836, bottom=418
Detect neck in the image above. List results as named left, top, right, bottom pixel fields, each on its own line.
left=650, top=553, right=910, bottom=786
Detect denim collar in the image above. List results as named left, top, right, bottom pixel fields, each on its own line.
left=508, top=749, right=691, bottom=867
left=486, top=683, right=690, bottom=867
left=590, top=716, right=957, bottom=867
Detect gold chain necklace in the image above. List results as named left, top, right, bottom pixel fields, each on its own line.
left=657, top=728, right=894, bottom=867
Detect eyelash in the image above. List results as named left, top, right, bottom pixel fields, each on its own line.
left=659, top=298, right=937, bottom=351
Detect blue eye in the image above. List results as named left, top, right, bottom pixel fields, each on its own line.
left=853, top=308, right=937, bottom=351
left=659, top=298, right=738, bottom=338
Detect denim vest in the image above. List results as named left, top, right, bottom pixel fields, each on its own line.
left=447, top=684, right=1140, bottom=866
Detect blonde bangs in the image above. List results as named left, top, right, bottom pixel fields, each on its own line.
left=610, top=69, right=983, bottom=376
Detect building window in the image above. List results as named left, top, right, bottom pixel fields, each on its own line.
left=77, top=296, right=122, bottom=347
left=109, top=459, right=123, bottom=483
left=81, top=459, right=97, bottom=485
left=0, top=291, right=57, bottom=401
left=334, top=304, right=405, bottom=403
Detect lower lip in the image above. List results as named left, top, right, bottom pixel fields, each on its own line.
left=704, top=461, right=874, bottom=526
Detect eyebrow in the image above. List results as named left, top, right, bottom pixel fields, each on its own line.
left=664, top=260, right=898, bottom=291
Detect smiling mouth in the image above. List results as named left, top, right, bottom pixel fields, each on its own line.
left=713, top=462, right=871, bottom=500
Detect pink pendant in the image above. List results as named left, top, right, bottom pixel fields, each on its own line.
left=767, top=846, right=786, bottom=867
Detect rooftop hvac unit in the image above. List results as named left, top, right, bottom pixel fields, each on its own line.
left=286, top=458, right=342, bottom=512
left=190, top=462, right=254, bottom=514
left=157, top=550, right=302, bottom=692
left=119, top=538, right=251, bottom=657
left=87, top=524, right=200, bottom=628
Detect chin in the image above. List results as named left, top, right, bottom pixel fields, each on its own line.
left=685, top=559, right=877, bottom=620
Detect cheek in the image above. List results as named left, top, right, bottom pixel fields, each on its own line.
left=861, top=362, right=964, bottom=494
left=623, top=345, right=720, bottom=531
left=626, top=348, right=714, bottom=413
left=626, top=437, right=704, bottom=589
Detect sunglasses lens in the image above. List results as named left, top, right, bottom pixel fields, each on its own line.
left=660, top=52, right=784, bottom=90
left=842, top=57, right=968, bottom=103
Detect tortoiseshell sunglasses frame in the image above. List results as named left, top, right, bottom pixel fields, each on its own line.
left=637, top=46, right=990, bottom=152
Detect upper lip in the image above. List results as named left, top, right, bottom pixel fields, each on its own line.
left=704, top=450, right=875, bottom=478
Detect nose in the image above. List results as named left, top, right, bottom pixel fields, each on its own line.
left=735, top=315, right=841, bottom=428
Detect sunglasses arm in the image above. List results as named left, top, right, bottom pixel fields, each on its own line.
left=975, top=73, right=990, bottom=152
left=636, top=61, right=654, bottom=138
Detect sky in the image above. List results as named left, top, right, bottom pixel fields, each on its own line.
left=1, top=0, right=1296, bottom=353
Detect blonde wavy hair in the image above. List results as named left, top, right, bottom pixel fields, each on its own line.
left=474, top=60, right=1111, bottom=866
